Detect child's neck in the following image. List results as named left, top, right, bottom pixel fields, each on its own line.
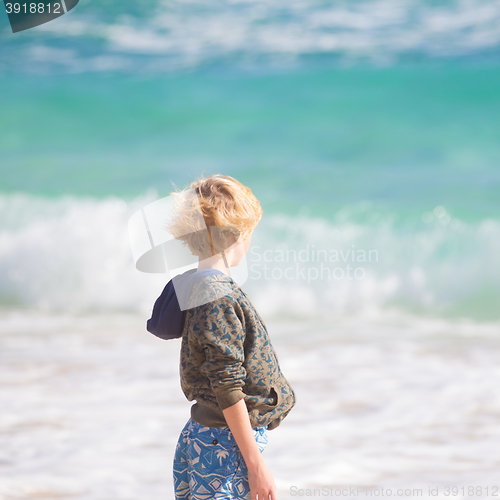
left=197, top=255, right=229, bottom=275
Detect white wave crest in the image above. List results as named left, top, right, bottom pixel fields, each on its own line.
left=1, top=192, right=499, bottom=320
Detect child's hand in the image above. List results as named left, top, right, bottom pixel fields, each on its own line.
left=248, top=459, right=277, bottom=500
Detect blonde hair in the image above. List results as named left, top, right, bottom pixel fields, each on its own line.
left=165, top=174, right=263, bottom=258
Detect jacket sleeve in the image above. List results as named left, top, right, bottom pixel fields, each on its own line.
left=191, top=297, right=247, bottom=411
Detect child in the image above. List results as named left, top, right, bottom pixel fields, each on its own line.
left=147, top=174, right=296, bottom=500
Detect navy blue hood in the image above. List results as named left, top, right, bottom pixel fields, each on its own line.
left=146, top=268, right=225, bottom=340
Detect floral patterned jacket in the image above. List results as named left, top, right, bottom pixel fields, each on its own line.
left=179, top=272, right=296, bottom=431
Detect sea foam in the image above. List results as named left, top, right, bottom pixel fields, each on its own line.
left=0, top=192, right=498, bottom=320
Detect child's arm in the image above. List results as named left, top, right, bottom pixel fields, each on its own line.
left=191, top=297, right=276, bottom=498
left=223, top=398, right=277, bottom=500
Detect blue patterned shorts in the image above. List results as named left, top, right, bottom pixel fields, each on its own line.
left=173, top=418, right=269, bottom=500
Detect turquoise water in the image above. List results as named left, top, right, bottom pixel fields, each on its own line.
left=1, top=64, right=500, bottom=223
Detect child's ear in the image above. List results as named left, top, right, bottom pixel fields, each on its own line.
left=223, top=230, right=237, bottom=248
left=229, top=227, right=241, bottom=242
left=221, top=227, right=239, bottom=245
left=207, top=226, right=239, bottom=254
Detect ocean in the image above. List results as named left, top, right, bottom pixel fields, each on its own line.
left=1, top=0, right=500, bottom=498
